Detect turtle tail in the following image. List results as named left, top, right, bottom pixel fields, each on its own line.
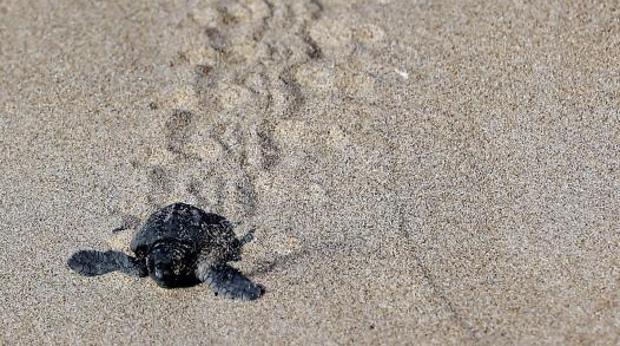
left=239, top=229, right=255, bottom=247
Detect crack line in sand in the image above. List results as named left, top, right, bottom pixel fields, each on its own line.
left=385, top=99, right=480, bottom=343
left=396, top=203, right=480, bottom=341
left=385, top=121, right=479, bottom=340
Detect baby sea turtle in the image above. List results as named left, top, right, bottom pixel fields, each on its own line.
left=67, top=202, right=263, bottom=300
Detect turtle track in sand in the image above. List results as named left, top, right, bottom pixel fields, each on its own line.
left=138, top=0, right=326, bottom=221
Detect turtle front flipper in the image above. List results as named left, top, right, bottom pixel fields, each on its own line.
left=67, top=250, right=147, bottom=277
left=197, top=263, right=264, bottom=300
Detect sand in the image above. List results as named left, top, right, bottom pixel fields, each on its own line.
left=0, top=0, right=618, bottom=344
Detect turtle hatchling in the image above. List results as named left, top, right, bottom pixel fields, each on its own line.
left=67, top=202, right=264, bottom=300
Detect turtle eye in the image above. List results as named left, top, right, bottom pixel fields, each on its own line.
left=135, top=246, right=148, bottom=258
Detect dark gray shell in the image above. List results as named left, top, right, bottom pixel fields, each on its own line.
left=130, top=203, right=241, bottom=261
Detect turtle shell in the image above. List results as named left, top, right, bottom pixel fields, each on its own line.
left=130, top=203, right=239, bottom=259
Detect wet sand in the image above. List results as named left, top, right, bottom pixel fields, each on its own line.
left=0, top=0, right=618, bottom=344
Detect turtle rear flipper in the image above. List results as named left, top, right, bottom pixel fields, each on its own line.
left=199, top=264, right=264, bottom=300
left=68, top=250, right=147, bottom=277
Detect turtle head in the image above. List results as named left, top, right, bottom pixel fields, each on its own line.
left=146, top=240, right=197, bottom=288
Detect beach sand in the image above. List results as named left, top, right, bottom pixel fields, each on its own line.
left=0, top=0, right=618, bottom=344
